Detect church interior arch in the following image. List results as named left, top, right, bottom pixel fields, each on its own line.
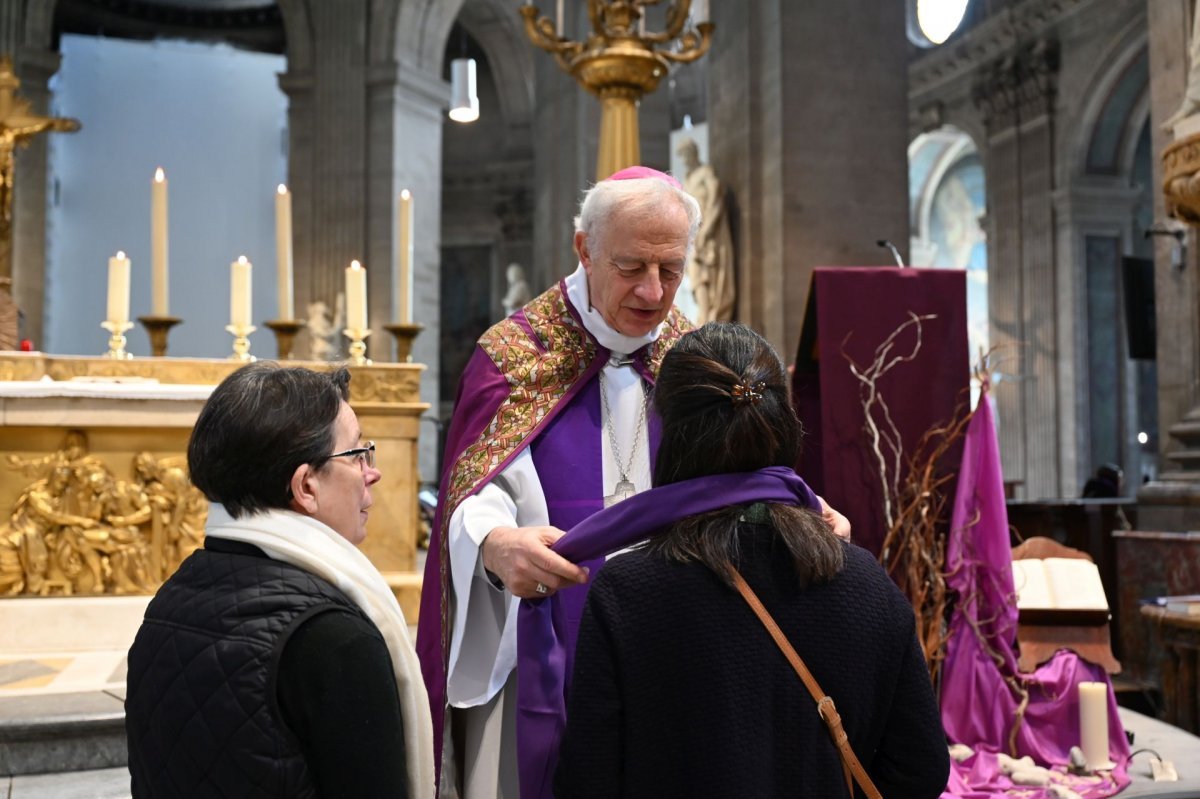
left=908, top=125, right=988, bottom=373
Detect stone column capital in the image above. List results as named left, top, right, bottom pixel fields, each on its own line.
left=277, top=69, right=314, bottom=97
left=972, top=38, right=1060, bottom=134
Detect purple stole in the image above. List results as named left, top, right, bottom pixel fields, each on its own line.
left=516, top=466, right=820, bottom=799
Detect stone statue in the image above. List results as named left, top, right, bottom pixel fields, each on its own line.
left=502, top=262, right=531, bottom=317
left=306, top=296, right=345, bottom=362
left=1164, top=3, right=1200, bottom=133
left=676, top=138, right=736, bottom=324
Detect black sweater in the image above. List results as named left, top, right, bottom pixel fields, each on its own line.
left=554, top=525, right=949, bottom=798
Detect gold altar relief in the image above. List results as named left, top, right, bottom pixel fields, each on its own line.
left=347, top=367, right=423, bottom=405
left=0, top=430, right=206, bottom=596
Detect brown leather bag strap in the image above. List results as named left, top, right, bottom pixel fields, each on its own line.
left=729, top=567, right=883, bottom=799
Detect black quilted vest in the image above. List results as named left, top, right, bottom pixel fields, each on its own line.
left=125, top=537, right=366, bottom=798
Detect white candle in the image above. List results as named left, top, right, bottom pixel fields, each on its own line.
left=106, top=251, right=131, bottom=325
left=556, top=0, right=564, bottom=36
left=275, top=184, right=294, bottom=320
left=230, top=256, right=252, bottom=328
left=1079, top=681, right=1111, bottom=770
left=395, top=189, right=413, bottom=324
left=694, top=0, right=708, bottom=24
left=151, top=167, right=169, bottom=315
left=346, top=259, right=368, bottom=331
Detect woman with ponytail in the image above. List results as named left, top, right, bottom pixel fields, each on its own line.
left=553, top=322, right=949, bottom=798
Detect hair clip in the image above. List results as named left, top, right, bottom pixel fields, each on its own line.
left=731, top=381, right=766, bottom=406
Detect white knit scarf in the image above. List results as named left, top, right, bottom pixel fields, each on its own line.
left=205, top=503, right=435, bottom=799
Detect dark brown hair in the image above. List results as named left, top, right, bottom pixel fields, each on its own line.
left=648, top=322, right=843, bottom=586
left=188, top=362, right=351, bottom=519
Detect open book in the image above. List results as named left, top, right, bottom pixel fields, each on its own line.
left=1011, top=557, right=1109, bottom=624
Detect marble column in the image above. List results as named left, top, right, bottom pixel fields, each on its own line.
left=280, top=0, right=446, bottom=481
left=973, top=40, right=1062, bottom=500
left=10, top=46, right=61, bottom=349
left=706, top=0, right=909, bottom=356
left=1139, top=0, right=1200, bottom=527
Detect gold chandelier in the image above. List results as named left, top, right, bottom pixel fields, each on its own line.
left=520, top=0, right=713, bottom=180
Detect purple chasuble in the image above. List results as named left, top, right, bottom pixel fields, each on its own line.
left=515, top=466, right=819, bottom=799
left=415, top=277, right=690, bottom=792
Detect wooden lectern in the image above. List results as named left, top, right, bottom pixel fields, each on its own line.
left=1012, top=536, right=1121, bottom=674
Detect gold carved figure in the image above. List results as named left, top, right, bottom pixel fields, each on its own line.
left=0, top=431, right=207, bottom=596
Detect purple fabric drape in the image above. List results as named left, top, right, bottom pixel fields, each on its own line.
left=940, top=392, right=1131, bottom=799
left=515, top=466, right=819, bottom=799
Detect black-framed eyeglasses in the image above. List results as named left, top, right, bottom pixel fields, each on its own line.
left=321, top=441, right=376, bottom=470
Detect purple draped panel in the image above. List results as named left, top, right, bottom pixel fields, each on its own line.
left=940, top=393, right=1130, bottom=798
left=791, top=267, right=969, bottom=555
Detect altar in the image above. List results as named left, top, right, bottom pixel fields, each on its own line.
left=0, top=351, right=427, bottom=622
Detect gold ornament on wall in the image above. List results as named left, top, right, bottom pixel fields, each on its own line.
left=0, top=431, right=206, bottom=596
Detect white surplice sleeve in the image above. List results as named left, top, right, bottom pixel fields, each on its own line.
left=445, top=447, right=549, bottom=708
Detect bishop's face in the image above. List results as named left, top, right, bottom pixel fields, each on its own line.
left=576, top=200, right=690, bottom=338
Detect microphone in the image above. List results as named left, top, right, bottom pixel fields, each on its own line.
left=876, top=239, right=905, bottom=268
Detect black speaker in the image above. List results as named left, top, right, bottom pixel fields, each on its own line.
left=1122, top=257, right=1156, bottom=361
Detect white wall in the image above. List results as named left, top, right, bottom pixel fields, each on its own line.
left=45, top=35, right=287, bottom=358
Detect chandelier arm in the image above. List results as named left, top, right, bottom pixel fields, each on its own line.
left=656, top=23, right=713, bottom=64
left=633, top=0, right=692, bottom=45
left=520, top=5, right=587, bottom=59
left=588, top=0, right=605, bottom=34
left=659, top=0, right=691, bottom=40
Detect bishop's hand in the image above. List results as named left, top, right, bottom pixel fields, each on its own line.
left=481, top=525, right=590, bottom=599
left=818, top=496, right=852, bottom=541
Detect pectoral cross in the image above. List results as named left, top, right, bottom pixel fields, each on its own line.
left=604, top=479, right=636, bottom=508
left=0, top=56, right=81, bottom=280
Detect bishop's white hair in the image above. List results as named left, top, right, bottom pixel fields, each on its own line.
left=573, top=176, right=702, bottom=253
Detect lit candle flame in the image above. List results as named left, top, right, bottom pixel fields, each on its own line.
left=351, top=259, right=362, bottom=270
left=154, top=167, right=165, bottom=182
left=238, top=255, right=248, bottom=264
left=116, top=250, right=126, bottom=259
left=277, top=184, right=287, bottom=194
left=401, top=189, right=411, bottom=200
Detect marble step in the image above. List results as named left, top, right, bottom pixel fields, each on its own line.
left=0, top=690, right=126, bottom=777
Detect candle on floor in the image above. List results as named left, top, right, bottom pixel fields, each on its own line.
left=1078, top=681, right=1111, bottom=770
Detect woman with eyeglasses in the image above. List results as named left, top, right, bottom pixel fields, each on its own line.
left=126, top=363, right=433, bottom=798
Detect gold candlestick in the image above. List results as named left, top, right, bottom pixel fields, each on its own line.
left=520, top=1, right=712, bottom=179
left=100, top=320, right=134, bottom=360
left=264, top=319, right=305, bottom=360
left=343, top=327, right=372, bottom=366
left=136, top=315, right=182, bottom=357
left=383, top=322, right=424, bottom=363
left=225, top=323, right=257, bottom=363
